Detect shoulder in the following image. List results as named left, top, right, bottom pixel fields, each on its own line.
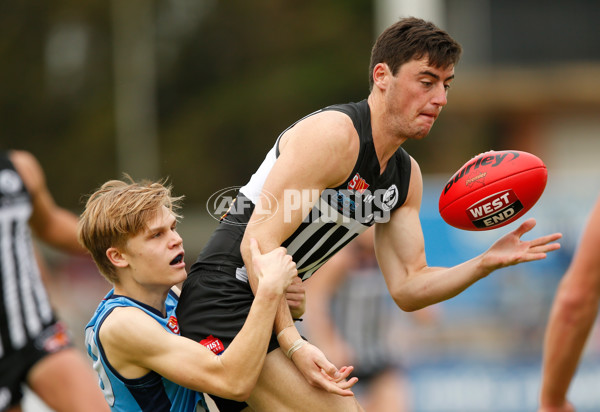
left=404, top=156, right=423, bottom=205
left=99, top=306, right=159, bottom=344
left=386, top=155, right=422, bottom=215
left=281, top=109, right=357, bottom=151
left=408, top=156, right=422, bottom=179
left=278, top=110, right=359, bottom=188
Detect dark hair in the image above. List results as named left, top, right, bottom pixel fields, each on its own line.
left=368, top=17, right=462, bottom=90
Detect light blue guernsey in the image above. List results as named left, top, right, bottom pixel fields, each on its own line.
left=85, top=290, right=207, bottom=412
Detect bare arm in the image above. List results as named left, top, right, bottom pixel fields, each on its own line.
left=538, top=196, right=600, bottom=412
left=375, top=157, right=562, bottom=312
left=101, top=240, right=298, bottom=401
left=240, top=110, right=359, bottom=395
left=10, top=150, right=85, bottom=255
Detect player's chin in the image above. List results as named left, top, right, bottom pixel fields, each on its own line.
left=172, top=267, right=188, bottom=283
left=410, top=121, right=435, bottom=138
left=408, top=128, right=431, bottom=140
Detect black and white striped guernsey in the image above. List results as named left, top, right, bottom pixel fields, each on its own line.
left=193, top=99, right=412, bottom=282
left=0, top=153, right=55, bottom=358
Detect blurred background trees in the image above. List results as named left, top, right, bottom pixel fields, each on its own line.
left=1, top=0, right=373, bottom=208
left=2, top=0, right=599, bottom=213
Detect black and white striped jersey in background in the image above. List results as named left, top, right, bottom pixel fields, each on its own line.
left=193, top=100, right=412, bottom=283
left=302, top=265, right=405, bottom=376
left=0, top=153, right=54, bottom=358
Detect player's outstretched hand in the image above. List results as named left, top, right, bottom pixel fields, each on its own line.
left=482, top=218, right=562, bottom=272
left=290, top=342, right=358, bottom=396
left=285, top=276, right=306, bottom=319
left=249, top=238, right=297, bottom=295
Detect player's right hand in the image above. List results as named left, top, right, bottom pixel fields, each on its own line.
left=290, top=341, right=358, bottom=396
left=249, top=238, right=297, bottom=295
left=286, top=277, right=306, bottom=319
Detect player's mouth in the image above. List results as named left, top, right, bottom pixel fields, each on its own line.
left=418, top=112, right=438, bottom=127
left=419, top=111, right=438, bottom=120
left=170, top=252, right=185, bottom=266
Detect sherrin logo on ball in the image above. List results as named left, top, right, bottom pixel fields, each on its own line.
left=439, top=150, right=547, bottom=231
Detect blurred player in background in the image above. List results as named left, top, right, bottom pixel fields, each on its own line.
left=302, top=227, right=437, bottom=412
left=79, top=177, right=300, bottom=411
left=538, top=195, right=600, bottom=412
left=0, top=150, right=107, bottom=412
left=176, top=17, right=562, bottom=412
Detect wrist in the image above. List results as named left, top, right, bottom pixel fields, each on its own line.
left=285, top=339, right=307, bottom=359
left=255, top=284, right=282, bottom=302
left=475, top=253, right=494, bottom=279
left=277, top=324, right=301, bottom=350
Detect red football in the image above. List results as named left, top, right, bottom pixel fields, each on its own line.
left=438, top=150, right=547, bottom=231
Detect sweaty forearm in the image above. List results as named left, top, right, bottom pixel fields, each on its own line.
left=218, top=287, right=280, bottom=388
left=390, top=256, right=488, bottom=312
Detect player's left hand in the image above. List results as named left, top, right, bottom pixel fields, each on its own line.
left=482, top=218, right=562, bottom=272
left=290, top=342, right=358, bottom=396
left=286, top=277, right=306, bottom=319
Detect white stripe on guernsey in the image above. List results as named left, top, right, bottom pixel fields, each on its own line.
left=343, top=276, right=363, bottom=360
left=235, top=266, right=248, bottom=283
left=287, top=199, right=368, bottom=279
left=85, top=326, right=115, bottom=406
left=337, top=268, right=394, bottom=368
left=16, top=219, right=47, bottom=337
left=1, top=205, right=32, bottom=351
left=22, top=226, right=53, bottom=324
left=239, top=146, right=277, bottom=204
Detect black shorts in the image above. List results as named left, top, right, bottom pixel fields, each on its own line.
left=177, top=268, right=280, bottom=412
left=177, top=268, right=280, bottom=351
left=0, top=321, right=73, bottom=411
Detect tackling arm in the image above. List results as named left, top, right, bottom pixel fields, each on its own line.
left=100, top=241, right=297, bottom=402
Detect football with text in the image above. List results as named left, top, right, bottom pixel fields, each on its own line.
left=438, top=150, right=547, bottom=231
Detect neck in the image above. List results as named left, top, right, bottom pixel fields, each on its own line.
left=367, top=94, right=407, bottom=174
left=113, top=281, right=170, bottom=316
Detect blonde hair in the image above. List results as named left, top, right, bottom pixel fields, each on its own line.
left=78, top=176, right=183, bottom=283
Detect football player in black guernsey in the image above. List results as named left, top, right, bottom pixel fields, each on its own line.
left=176, top=17, right=562, bottom=412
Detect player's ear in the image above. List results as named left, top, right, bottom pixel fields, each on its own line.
left=106, top=247, right=129, bottom=268
left=372, top=63, right=390, bottom=90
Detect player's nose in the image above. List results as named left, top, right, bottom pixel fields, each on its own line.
left=170, top=230, right=183, bottom=246
left=432, top=84, right=448, bottom=107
